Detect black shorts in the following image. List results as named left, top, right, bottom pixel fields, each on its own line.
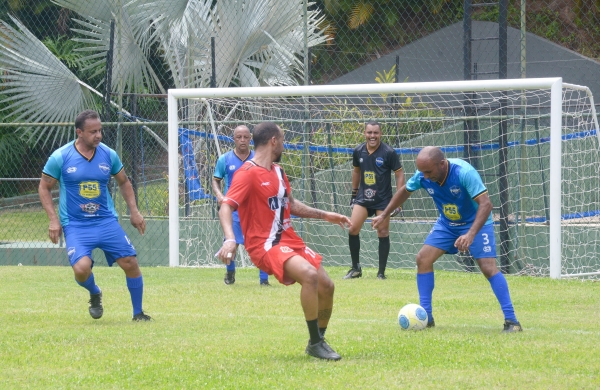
left=355, top=203, right=382, bottom=217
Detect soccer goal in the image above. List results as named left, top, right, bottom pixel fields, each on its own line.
left=167, top=78, right=600, bottom=279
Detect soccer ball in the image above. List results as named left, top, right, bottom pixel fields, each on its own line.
left=398, top=303, right=428, bottom=330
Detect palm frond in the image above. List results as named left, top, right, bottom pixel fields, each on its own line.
left=0, top=16, right=98, bottom=147
left=53, top=0, right=165, bottom=94
left=348, top=2, right=375, bottom=30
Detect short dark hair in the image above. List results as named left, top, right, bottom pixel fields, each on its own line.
left=365, top=120, right=381, bottom=130
left=252, top=122, right=280, bottom=147
left=75, top=110, right=100, bottom=131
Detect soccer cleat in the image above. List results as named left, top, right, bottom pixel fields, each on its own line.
left=377, top=273, right=386, bottom=280
left=305, top=339, right=342, bottom=361
left=132, top=311, right=153, bottom=321
left=343, top=265, right=362, bottom=279
left=260, top=280, right=271, bottom=287
left=88, top=290, right=103, bottom=319
left=426, top=319, right=435, bottom=328
left=502, top=320, right=523, bottom=333
left=224, top=271, right=236, bottom=285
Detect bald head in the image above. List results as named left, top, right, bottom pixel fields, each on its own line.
left=232, top=125, right=252, bottom=155
left=417, top=146, right=445, bottom=164
left=416, top=146, right=447, bottom=183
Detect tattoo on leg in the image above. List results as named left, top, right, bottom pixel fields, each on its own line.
left=318, top=308, right=332, bottom=321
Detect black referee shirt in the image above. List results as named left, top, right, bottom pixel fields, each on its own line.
left=352, top=142, right=402, bottom=209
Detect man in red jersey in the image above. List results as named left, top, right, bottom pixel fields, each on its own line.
left=216, top=122, right=351, bottom=361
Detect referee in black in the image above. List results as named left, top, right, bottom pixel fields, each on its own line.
left=344, top=121, right=405, bottom=279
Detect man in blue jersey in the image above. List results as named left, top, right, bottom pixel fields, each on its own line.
left=212, top=125, right=270, bottom=286
left=38, top=110, right=151, bottom=321
left=372, top=146, right=522, bottom=332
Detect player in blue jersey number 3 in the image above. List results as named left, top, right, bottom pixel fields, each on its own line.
left=38, top=110, right=151, bottom=321
left=372, top=146, right=522, bottom=332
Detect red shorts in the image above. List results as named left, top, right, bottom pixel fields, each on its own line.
left=253, top=244, right=323, bottom=286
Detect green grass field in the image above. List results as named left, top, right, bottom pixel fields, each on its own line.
left=1, top=266, right=599, bottom=389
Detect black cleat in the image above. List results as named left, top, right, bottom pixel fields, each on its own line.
left=88, top=290, right=103, bottom=319
left=260, top=280, right=271, bottom=286
left=305, top=340, right=342, bottom=361
left=343, top=265, right=362, bottom=279
left=502, top=320, right=523, bottom=333
left=224, top=271, right=235, bottom=285
left=377, top=273, right=386, bottom=280
left=132, top=311, right=152, bottom=322
left=426, top=319, right=435, bottom=328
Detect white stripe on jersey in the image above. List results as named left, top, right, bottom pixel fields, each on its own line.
left=264, top=166, right=286, bottom=252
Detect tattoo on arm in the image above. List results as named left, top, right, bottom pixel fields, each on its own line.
left=289, top=196, right=325, bottom=219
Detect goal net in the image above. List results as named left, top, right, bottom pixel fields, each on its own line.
left=167, top=78, right=600, bottom=279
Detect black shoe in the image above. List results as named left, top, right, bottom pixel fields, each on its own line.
left=88, top=290, right=103, bottom=319
left=224, top=271, right=235, bottom=285
left=132, top=311, right=152, bottom=321
left=502, top=320, right=523, bottom=333
left=427, top=319, right=435, bottom=328
left=343, top=265, right=362, bottom=279
left=305, top=340, right=342, bottom=361
left=377, top=273, right=386, bottom=280
left=260, top=280, right=271, bottom=286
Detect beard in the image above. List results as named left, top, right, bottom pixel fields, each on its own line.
left=274, top=152, right=282, bottom=163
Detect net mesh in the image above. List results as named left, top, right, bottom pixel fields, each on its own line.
left=173, top=84, right=600, bottom=277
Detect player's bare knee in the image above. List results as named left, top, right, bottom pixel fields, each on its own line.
left=318, top=276, right=335, bottom=297
left=377, top=228, right=389, bottom=237
left=348, top=226, right=361, bottom=236
left=117, top=256, right=140, bottom=274
left=415, top=252, right=433, bottom=271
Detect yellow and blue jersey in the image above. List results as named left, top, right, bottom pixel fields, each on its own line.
left=406, top=158, right=493, bottom=227
left=42, top=141, right=123, bottom=227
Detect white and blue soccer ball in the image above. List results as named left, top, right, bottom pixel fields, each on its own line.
left=398, top=303, right=428, bottom=330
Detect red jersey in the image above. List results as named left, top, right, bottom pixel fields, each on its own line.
left=222, top=161, right=305, bottom=260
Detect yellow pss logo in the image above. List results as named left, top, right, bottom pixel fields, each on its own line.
left=443, top=204, right=461, bottom=221
left=79, top=181, right=100, bottom=199
left=364, top=171, right=376, bottom=185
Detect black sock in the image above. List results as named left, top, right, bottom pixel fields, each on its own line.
left=319, top=327, right=327, bottom=338
left=349, top=234, right=360, bottom=268
left=378, top=236, right=390, bottom=275
left=307, top=319, right=322, bottom=345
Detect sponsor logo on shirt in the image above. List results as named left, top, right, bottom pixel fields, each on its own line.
left=443, top=204, right=461, bottom=221
left=268, top=196, right=279, bottom=210
left=66, top=166, right=77, bottom=174
left=79, top=181, right=100, bottom=199
left=229, top=165, right=236, bottom=171
left=364, top=188, right=376, bottom=198
left=261, top=182, right=270, bottom=186
left=280, top=246, right=293, bottom=253
left=359, top=158, right=363, bottom=163
left=427, top=188, right=435, bottom=195
left=99, top=163, right=111, bottom=175
left=364, top=171, right=376, bottom=185
left=80, top=202, right=100, bottom=214
left=450, top=185, right=461, bottom=197
left=375, top=157, right=384, bottom=167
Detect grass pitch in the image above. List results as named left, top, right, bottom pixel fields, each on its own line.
left=1, top=266, right=599, bottom=389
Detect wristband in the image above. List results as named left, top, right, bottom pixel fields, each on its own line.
left=224, top=239, right=236, bottom=243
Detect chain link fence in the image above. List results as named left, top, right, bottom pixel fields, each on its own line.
left=1, top=0, right=599, bottom=266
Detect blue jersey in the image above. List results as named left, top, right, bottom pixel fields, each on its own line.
left=42, top=141, right=123, bottom=227
left=406, top=158, right=492, bottom=227
left=213, top=149, right=254, bottom=194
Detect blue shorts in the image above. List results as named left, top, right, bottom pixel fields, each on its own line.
left=231, top=211, right=244, bottom=245
left=424, top=222, right=497, bottom=259
left=63, top=219, right=137, bottom=267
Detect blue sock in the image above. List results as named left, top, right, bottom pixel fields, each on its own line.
left=417, top=272, right=435, bottom=322
left=76, top=273, right=101, bottom=295
left=259, top=269, right=268, bottom=282
left=126, top=276, right=144, bottom=316
left=226, top=260, right=236, bottom=272
left=488, top=273, right=517, bottom=322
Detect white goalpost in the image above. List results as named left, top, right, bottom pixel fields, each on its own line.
left=167, top=77, right=600, bottom=279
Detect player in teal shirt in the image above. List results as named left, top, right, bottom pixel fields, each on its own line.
left=212, top=125, right=270, bottom=286
left=372, top=146, right=522, bottom=332
left=39, top=110, right=151, bottom=321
